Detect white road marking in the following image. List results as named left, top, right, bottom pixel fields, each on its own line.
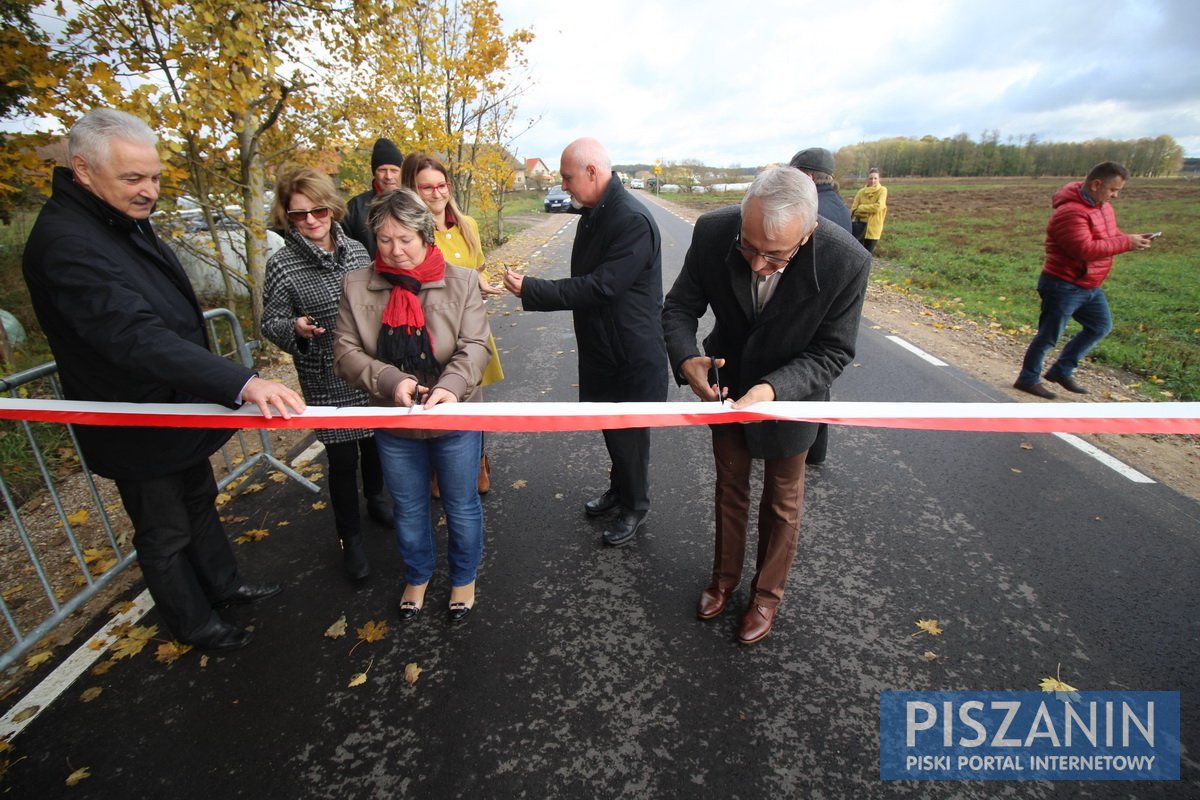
left=0, top=590, right=155, bottom=741
left=885, top=335, right=949, bottom=366
left=1052, top=433, right=1156, bottom=483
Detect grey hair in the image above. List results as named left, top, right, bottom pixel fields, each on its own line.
left=563, top=137, right=611, bottom=175
left=68, top=108, right=157, bottom=168
left=741, top=167, right=818, bottom=238
left=368, top=188, right=436, bottom=246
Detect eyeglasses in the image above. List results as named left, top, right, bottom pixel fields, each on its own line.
left=734, top=232, right=800, bottom=267
left=286, top=206, right=331, bottom=222
left=417, top=181, right=451, bottom=195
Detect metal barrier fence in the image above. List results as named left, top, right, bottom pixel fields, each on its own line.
left=0, top=308, right=318, bottom=673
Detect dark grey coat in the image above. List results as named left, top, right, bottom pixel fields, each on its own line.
left=662, top=205, right=870, bottom=459
left=520, top=175, right=668, bottom=402
left=22, top=168, right=252, bottom=479
left=342, top=188, right=377, bottom=257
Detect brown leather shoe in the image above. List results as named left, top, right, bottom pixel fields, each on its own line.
left=696, top=586, right=732, bottom=620
left=736, top=604, right=777, bottom=645
left=1013, top=380, right=1056, bottom=399
left=477, top=454, right=491, bottom=494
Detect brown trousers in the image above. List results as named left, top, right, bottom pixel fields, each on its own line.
left=709, top=425, right=807, bottom=608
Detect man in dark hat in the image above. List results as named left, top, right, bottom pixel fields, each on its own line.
left=788, top=147, right=852, bottom=234
left=343, top=137, right=405, bottom=257
left=787, top=146, right=854, bottom=465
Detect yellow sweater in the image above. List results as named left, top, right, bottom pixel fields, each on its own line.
left=851, top=185, right=888, bottom=240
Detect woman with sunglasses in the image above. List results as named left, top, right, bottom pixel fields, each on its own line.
left=333, top=189, right=491, bottom=622
left=262, top=166, right=391, bottom=583
left=400, top=154, right=503, bottom=498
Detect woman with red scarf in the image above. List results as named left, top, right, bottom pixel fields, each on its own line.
left=333, top=189, right=492, bottom=622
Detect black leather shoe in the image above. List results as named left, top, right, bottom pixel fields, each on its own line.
left=365, top=493, right=394, bottom=527
left=1044, top=373, right=1089, bottom=394
left=1013, top=380, right=1056, bottom=399
left=341, top=536, right=370, bottom=582
left=397, top=599, right=422, bottom=621
left=584, top=489, right=620, bottom=517
left=185, top=617, right=253, bottom=652
left=217, top=582, right=283, bottom=607
left=448, top=601, right=473, bottom=622
left=602, top=510, right=647, bottom=547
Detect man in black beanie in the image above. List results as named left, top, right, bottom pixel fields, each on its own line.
left=786, top=146, right=854, bottom=465
left=343, top=137, right=404, bottom=257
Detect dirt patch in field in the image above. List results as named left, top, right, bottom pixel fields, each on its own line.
left=644, top=191, right=1200, bottom=504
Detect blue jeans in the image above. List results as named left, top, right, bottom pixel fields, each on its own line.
left=1017, top=274, right=1113, bottom=385
left=375, top=430, right=484, bottom=587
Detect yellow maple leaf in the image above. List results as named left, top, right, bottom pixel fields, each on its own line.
left=79, top=687, right=103, bottom=703
left=215, top=492, right=232, bottom=507
left=405, top=662, right=423, bottom=686
left=311, top=501, right=327, bottom=511
left=1039, top=663, right=1079, bottom=695
left=356, top=620, right=389, bottom=643
left=26, top=651, right=52, bottom=670
left=91, top=660, right=116, bottom=676
left=65, top=766, right=91, bottom=786
left=108, top=600, right=135, bottom=616
left=12, top=706, right=38, bottom=723
left=912, top=618, right=944, bottom=637
left=66, top=509, right=89, bottom=526
left=86, top=640, right=106, bottom=652
left=154, top=641, right=192, bottom=665
left=110, top=627, right=156, bottom=660
left=269, top=471, right=287, bottom=483
left=511, top=479, right=527, bottom=489
left=1, top=584, right=21, bottom=600
left=82, top=548, right=105, bottom=564
left=324, top=614, right=348, bottom=639
left=242, top=482, right=266, bottom=494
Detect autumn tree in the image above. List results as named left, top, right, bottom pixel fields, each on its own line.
left=29, top=0, right=336, bottom=329
left=0, top=0, right=58, bottom=220
left=327, top=0, right=533, bottom=214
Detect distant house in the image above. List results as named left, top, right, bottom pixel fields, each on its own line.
left=523, top=157, right=553, bottom=190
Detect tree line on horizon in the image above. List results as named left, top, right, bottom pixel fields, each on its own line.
left=833, top=132, right=1184, bottom=179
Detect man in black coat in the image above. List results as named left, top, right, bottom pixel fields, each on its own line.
left=662, top=167, right=870, bottom=644
left=342, top=137, right=404, bottom=258
left=22, top=109, right=305, bottom=651
left=503, top=137, right=668, bottom=546
left=787, top=146, right=856, bottom=465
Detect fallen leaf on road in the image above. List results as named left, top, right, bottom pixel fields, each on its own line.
left=66, top=509, right=89, bottom=526
left=91, top=661, right=116, bottom=676
left=348, top=656, right=374, bottom=688
left=923, top=651, right=939, bottom=662
left=511, top=479, right=527, bottom=489
left=312, top=501, right=327, bottom=510
left=1039, top=663, right=1080, bottom=702
left=65, top=766, right=91, bottom=786
left=912, top=619, right=944, bottom=637
left=12, top=706, right=38, bottom=723
left=405, top=662, right=423, bottom=686
left=325, top=614, right=348, bottom=639
left=199, top=655, right=209, bottom=668
left=154, top=641, right=192, bottom=665
left=79, top=687, right=103, bottom=703
left=356, top=620, right=388, bottom=643
left=1019, top=442, right=1034, bottom=450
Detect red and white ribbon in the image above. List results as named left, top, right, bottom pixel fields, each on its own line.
left=0, top=398, right=1197, bottom=435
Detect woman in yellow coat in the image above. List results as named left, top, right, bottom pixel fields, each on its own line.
left=851, top=167, right=887, bottom=254
left=401, top=153, right=503, bottom=494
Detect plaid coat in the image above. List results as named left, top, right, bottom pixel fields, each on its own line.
left=262, top=222, right=373, bottom=444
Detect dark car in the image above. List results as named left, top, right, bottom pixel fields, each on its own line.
left=543, top=186, right=573, bottom=212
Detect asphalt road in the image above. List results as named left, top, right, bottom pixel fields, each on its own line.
left=4, top=195, right=1198, bottom=798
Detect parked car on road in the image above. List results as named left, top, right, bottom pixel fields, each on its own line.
left=544, top=186, right=573, bottom=212
left=630, top=178, right=644, bottom=189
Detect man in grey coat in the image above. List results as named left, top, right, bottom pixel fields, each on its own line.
left=662, top=167, right=870, bottom=644
left=504, top=137, right=667, bottom=547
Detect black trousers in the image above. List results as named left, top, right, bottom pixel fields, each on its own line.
left=602, top=427, right=651, bottom=513
left=115, top=459, right=240, bottom=641
left=324, top=436, right=384, bottom=542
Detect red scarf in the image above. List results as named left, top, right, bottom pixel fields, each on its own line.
left=374, top=244, right=446, bottom=375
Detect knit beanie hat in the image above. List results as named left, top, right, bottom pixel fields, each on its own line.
left=788, top=147, right=836, bottom=176
left=371, top=138, right=404, bottom=172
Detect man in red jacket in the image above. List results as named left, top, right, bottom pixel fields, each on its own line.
left=1013, top=162, right=1155, bottom=398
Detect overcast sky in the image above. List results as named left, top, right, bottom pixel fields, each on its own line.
left=498, top=0, right=1200, bottom=170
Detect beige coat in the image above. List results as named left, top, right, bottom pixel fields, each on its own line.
left=333, top=262, right=492, bottom=439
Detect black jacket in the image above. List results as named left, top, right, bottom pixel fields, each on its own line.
left=342, top=188, right=377, bottom=258
left=22, top=167, right=253, bottom=480
left=662, top=205, right=870, bottom=459
left=520, top=175, right=667, bottom=402
left=817, top=183, right=853, bottom=234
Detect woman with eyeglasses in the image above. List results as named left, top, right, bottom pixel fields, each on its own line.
left=333, top=189, right=491, bottom=622
left=262, top=166, right=391, bottom=583
left=401, top=153, right=503, bottom=496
